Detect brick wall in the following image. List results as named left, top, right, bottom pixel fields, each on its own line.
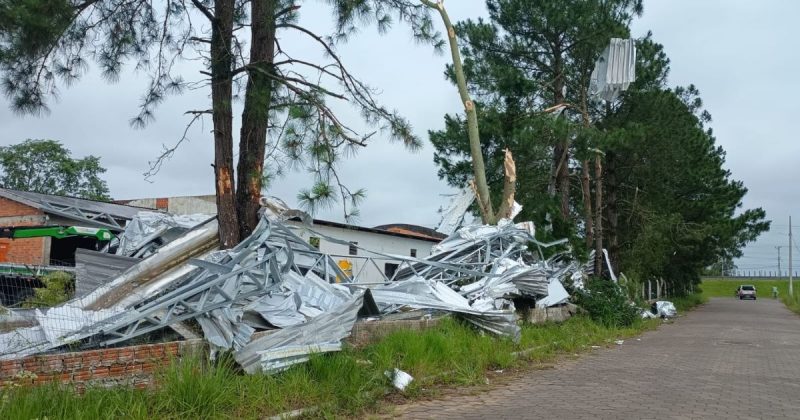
left=0, top=340, right=204, bottom=390
left=0, top=318, right=441, bottom=390
left=348, top=318, right=441, bottom=347
left=0, top=197, right=47, bottom=264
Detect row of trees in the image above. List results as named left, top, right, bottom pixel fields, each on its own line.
left=1, top=1, right=768, bottom=292
left=428, top=0, right=769, bottom=292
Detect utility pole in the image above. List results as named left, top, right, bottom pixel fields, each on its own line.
left=790, top=216, right=793, bottom=297
left=776, top=246, right=783, bottom=277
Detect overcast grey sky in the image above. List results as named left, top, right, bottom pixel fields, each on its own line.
left=0, top=1, right=796, bottom=273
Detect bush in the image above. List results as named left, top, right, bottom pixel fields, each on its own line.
left=22, top=271, right=74, bottom=307
left=574, top=278, right=639, bottom=328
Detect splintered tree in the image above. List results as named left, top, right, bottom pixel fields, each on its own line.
left=429, top=0, right=640, bottom=237
left=421, top=0, right=515, bottom=225
left=0, top=0, right=439, bottom=247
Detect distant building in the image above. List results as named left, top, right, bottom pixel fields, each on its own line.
left=0, top=188, right=143, bottom=266
left=117, top=195, right=217, bottom=215
left=117, top=194, right=445, bottom=282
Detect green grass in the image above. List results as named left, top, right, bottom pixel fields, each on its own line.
left=0, top=311, right=696, bottom=419
left=670, top=293, right=708, bottom=312
left=701, top=277, right=800, bottom=315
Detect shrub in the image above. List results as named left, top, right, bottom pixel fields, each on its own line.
left=574, top=278, right=639, bottom=328
left=22, top=271, right=74, bottom=307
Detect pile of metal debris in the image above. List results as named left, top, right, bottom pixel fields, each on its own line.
left=0, top=202, right=597, bottom=374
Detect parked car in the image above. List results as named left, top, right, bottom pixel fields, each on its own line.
left=736, top=285, right=757, bottom=300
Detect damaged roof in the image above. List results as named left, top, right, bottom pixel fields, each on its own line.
left=290, top=218, right=445, bottom=243
left=0, top=188, right=148, bottom=230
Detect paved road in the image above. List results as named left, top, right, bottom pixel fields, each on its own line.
left=394, top=298, right=800, bottom=419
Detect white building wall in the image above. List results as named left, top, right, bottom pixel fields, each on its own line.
left=125, top=196, right=217, bottom=215
left=285, top=221, right=438, bottom=283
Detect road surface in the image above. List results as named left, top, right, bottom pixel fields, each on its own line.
left=394, top=298, right=800, bottom=419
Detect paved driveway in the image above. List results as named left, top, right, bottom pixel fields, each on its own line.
left=394, top=298, right=800, bottom=419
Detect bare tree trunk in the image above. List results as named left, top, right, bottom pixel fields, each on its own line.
left=545, top=44, right=570, bottom=223
left=593, top=153, right=603, bottom=276
left=604, top=151, right=619, bottom=274
left=236, top=0, right=277, bottom=240
left=423, top=0, right=495, bottom=224
left=581, top=159, right=593, bottom=246
left=578, top=93, right=593, bottom=247
left=210, top=0, right=239, bottom=248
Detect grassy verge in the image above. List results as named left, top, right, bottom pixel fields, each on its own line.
left=701, top=278, right=800, bottom=315
left=0, top=308, right=697, bottom=419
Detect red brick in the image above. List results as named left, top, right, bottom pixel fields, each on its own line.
left=125, top=363, right=143, bottom=373
left=41, top=358, right=64, bottom=373
left=165, top=342, right=180, bottom=354
left=133, top=347, right=152, bottom=360
left=82, top=354, right=102, bottom=367
left=22, top=358, right=42, bottom=371
left=141, top=362, right=157, bottom=373
left=0, top=360, right=22, bottom=377
left=91, top=367, right=110, bottom=379
left=72, top=370, right=92, bottom=381
left=117, top=349, right=134, bottom=362
left=150, top=345, right=166, bottom=359
left=62, top=356, right=82, bottom=370
left=108, top=365, right=126, bottom=376
left=33, top=374, right=54, bottom=384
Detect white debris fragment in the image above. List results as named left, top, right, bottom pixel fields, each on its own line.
left=654, top=301, right=677, bottom=318
left=385, top=368, right=414, bottom=391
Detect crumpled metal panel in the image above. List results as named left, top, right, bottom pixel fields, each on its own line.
left=244, top=293, right=306, bottom=328
left=654, top=301, right=677, bottom=318
left=116, top=211, right=213, bottom=257
left=589, top=38, right=636, bottom=102
left=370, top=278, right=521, bottom=341
left=235, top=292, right=365, bottom=374
left=74, top=249, right=139, bottom=298
left=535, top=279, right=570, bottom=308
left=436, top=188, right=476, bottom=235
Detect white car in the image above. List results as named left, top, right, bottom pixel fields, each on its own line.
left=736, top=285, right=756, bottom=300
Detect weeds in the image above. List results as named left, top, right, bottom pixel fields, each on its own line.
left=0, top=314, right=670, bottom=419
left=574, top=278, right=639, bottom=327
left=21, top=271, right=74, bottom=308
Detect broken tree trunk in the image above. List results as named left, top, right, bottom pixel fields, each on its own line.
left=496, top=148, right=517, bottom=220
left=423, top=0, right=496, bottom=224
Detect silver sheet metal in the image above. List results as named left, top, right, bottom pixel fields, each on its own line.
left=0, top=206, right=605, bottom=372
left=116, top=212, right=212, bottom=257
left=436, top=188, right=476, bottom=235
left=74, top=249, right=139, bottom=298
left=589, top=38, right=636, bottom=102
left=235, top=292, right=365, bottom=374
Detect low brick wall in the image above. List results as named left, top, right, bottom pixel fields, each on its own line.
left=523, top=304, right=579, bottom=324
left=0, top=317, right=442, bottom=390
left=0, top=340, right=204, bottom=390
left=348, top=317, right=440, bottom=347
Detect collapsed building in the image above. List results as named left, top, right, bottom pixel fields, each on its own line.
left=0, top=191, right=602, bottom=374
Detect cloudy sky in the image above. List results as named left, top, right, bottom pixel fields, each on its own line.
left=0, top=0, right=796, bottom=274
